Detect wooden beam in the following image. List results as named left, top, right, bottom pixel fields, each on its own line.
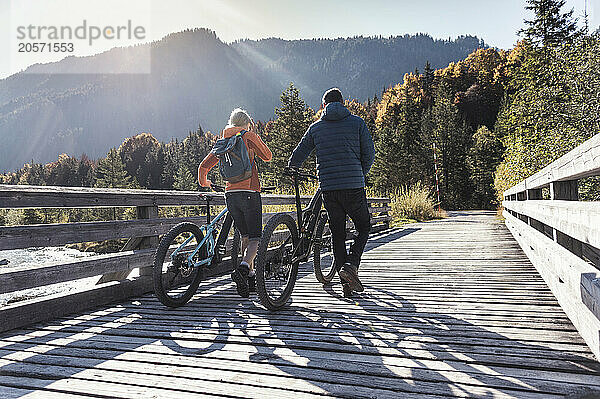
left=97, top=205, right=159, bottom=284
left=504, top=211, right=600, bottom=359
left=0, top=278, right=151, bottom=333
left=0, top=249, right=154, bottom=294
left=0, top=185, right=321, bottom=209
left=505, top=134, right=600, bottom=196
left=503, top=200, right=600, bottom=250
left=0, top=216, right=208, bottom=250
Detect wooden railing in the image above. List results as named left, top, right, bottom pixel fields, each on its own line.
left=503, top=134, right=600, bottom=358
left=0, top=185, right=391, bottom=333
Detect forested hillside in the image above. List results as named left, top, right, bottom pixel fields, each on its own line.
left=232, top=34, right=484, bottom=105
left=0, top=30, right=482, bottom=171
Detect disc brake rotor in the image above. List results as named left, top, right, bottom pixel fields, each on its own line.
left=171, top=253, right=194, bottom=278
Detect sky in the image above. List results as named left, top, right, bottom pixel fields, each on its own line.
left=0, top=0, right=597, bottom=79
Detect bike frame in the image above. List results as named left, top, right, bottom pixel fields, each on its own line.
left=289, top=173, right=326, bottom=264
left=171, top=201, right=230, bottom=268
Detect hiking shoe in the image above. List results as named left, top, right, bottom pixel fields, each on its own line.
left=248, top=273, right=256, bottom=293
left=231, top=262, right=250, bottom=298
left=342, top=282, right=353, bottom=298
left=339, top=263, right=364, bottom=293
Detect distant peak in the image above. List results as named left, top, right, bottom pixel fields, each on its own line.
left=160, top=28, right=221, bottom=42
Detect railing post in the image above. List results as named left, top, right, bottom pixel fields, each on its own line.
left=136, top=205, right=160, bottom=279
left=97, top=204, right=159, bottom=285
left=381, top=200, right=390, bottom=230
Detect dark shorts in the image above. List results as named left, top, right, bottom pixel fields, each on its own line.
left=225, top=191, right=262, bottom=240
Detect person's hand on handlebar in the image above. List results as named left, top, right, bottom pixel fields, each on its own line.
left=211, top=183, right=225, bottom=192
left=284, top=165, right=299, bottom=176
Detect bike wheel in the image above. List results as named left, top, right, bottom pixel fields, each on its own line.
left=313, top=212, right=337, bottom=284
left=153, top=222, right=207, bottom=308
left=255, top=213, right=299, bottom=310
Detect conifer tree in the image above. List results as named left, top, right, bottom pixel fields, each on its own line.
left=429, top=82, right=473, bottom=209
left=181, top=127, right=214, bottom=188
left=423, top=61, right=435, bottom=107
left=467, top=126, right=504, bottom=209
left=264, top=83, right=315, bottom=183
left=95, top=149, right=134, bottom=189
left=173, top=164, right=196, bottom=191
left=519, top=0, right=578, bottom=47
left=161, top=139, right=180, bottom=189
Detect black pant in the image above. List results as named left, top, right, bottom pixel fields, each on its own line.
left=322, top=188, right=371, bottom=270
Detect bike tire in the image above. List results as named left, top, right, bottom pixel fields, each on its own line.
left=153, top=222, right=207, bottom=308
left=255, top=213, right=299, bottom=310
left=313, top=213, right=337, bottom=284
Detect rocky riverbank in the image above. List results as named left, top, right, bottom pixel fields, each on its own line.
left=0, top=247, right=98, bottom=307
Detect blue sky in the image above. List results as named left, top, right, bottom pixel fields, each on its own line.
left=0, top=0, right=596, bottom=79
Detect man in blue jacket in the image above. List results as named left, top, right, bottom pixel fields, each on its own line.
left=288, top=88, right=375, bottom=296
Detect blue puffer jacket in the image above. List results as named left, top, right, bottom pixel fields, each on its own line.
left=288, top=102, right=375, bottom=191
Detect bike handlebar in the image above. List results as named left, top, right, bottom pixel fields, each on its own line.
left=209, top=184, right=277, bottom=193
left=283, top=168, right=318, bottom=182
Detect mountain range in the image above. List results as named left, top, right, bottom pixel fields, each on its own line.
left=0, top=28, right=486, bottom=171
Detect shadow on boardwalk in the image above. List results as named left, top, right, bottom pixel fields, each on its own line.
left=1, top=227, right=599, bottom=398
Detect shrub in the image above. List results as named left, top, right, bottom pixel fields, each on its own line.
left=390, top=182, right=438, bottom=222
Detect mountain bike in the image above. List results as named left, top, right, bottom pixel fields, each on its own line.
left=153, top=184, right=241, bottom=307
left=255, top=168, right=336, bottom=310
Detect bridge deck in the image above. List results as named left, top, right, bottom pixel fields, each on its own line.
left=0, top=211, right=599, bottom=398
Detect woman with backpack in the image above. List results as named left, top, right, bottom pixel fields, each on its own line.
left=198, top=108, right=272, bottom=298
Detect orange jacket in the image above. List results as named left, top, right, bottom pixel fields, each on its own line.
left=198, top=126, right=272, bottom=192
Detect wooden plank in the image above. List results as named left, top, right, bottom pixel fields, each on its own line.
left=0, top=375, right=230, bottom=399
left=504, top=211, right=600, bottom=359
left=8, top=322, right=596, bottom=373
left=0, top=278, right=152, bottom=334
left=0, top=385, right=89, bottom=399
left=0, top=184, right=220, bottom=208
left=370, top=215, right=391, bottom=225
left=0, top=216, right=207, bottom=250
left=0, top=206, right=385, bottom=252
left=0, top=249, right=153, bottom=294
left=98, top=204, right=159, bottom=284
left=2, top=211, right=596, bottom=399
left=39, top=313, right=588, bottom=346
left=0, top=184, right=335, bottom=208
left=505, top=133, right=600, bottom=196
left=0, top=346, right=584, bottom=398
left=502, top=200, right=600, bottom=249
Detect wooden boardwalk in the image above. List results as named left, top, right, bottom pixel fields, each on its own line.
left=0, top=211, right=599, bottom=398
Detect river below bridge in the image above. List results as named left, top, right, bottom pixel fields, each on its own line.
left=0, top=247, right=98, bottom=307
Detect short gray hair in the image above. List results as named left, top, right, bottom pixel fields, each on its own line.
left=228, top=108, right=251, bottom=127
